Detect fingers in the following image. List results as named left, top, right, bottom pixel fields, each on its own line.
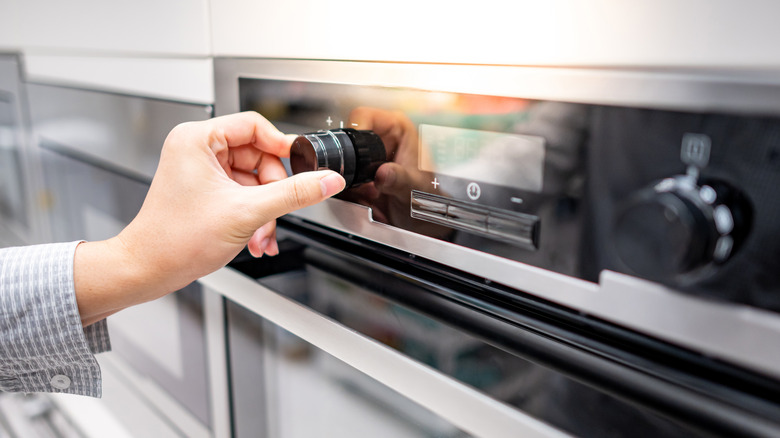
left=232, top=169, right=261, bottom=186
left=244, top=170, right=344, bottom=258
left=211, top=113, right=292, bottom=185
left=208, top=111, right=293, bottom=157
left=248, top=170, right=346, bottom=225
left=256, top=153, right=288, bottom=184
left=180, top=112, right=291, bottom=188
left=248, top=221, right=278, bottom=257
left=227, top=155, right=287, bottom=186
left=227, top=144, right=264, bottom=173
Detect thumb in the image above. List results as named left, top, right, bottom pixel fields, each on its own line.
left=251, top=170, right=346, bottom=223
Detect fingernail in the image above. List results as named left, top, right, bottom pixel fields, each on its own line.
left=259, top=238, right=270, bottom=253
left=320, top=172, right=346, bottom=197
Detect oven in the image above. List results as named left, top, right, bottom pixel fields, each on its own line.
left=0, top=54, right=41, bottom=247
left=209, top=59, right=780, bottom=437
left=26, top=82, right=227, bottom=437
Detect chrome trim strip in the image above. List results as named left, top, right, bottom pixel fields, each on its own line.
left=200, top=267, right=571, bottom=438
left=203, top=287, right=232, bottom=438
left=215, top=58, right=780, bottom=116
left=214, top=58, right=780, bottom=379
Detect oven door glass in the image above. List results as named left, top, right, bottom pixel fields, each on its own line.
left=0, top=93, right=29, bottom=244
left=228, top=302, right=475, bottom=438
left=224, top=225, right=767, bottom=438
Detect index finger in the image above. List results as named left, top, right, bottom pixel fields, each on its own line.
left=207, top=111, right=293, bottom=158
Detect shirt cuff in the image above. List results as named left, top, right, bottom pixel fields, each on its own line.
left=0, top=241, right=111, bottom=397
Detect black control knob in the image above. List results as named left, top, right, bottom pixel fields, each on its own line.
left=613, top=176, right=750, bottom=284
left=290, top=128, right=386, bottom=188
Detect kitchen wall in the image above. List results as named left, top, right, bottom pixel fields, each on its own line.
left=2, top=0, right=780, bottom=79
left=210, top=0, right=780, bottom=67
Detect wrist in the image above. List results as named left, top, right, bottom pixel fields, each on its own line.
left=73, top=237, right=168, bottom=326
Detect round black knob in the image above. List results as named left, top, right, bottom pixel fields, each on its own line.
left=290, top=128, right=386, bottom=188
left=613, top=176, right=749, bottom=284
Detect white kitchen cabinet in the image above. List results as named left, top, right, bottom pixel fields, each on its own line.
left=24, top=55, right=214, bottom=104
left=210, top=0, right=780, bottom=67
left=0, top=3, right=21, bottom=51
left=4, top=0, right=210, bottom=56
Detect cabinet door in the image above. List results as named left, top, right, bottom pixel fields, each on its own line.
left=10, top=0, right=210, bottom=56
left=0, top=55, right=39, bottom=246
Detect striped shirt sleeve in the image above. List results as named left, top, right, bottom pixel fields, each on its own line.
left=0, top=241, right=111, bottom=397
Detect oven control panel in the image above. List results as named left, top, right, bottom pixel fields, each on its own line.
left=238, top=77, right=780, bottom=313
left=411, top=190, right=539, bottom=250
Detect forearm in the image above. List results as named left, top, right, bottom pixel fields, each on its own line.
left=73, top=238, right=182, bottom=327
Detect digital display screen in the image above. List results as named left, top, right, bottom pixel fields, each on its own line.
left=419, top=124, right=545, bottom=193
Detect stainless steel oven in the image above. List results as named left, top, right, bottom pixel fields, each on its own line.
left=26, top=83, right=226, bottom=437
left=210, top=59, right=780, bottom=437
left=0, top=54, right=41, bottom=247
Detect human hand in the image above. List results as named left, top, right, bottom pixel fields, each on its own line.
left=74, top=112, right=345, bottom=325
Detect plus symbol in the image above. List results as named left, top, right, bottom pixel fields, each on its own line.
left=431, top=178, right=440, bottom=189
left=326, top=116, right=333, bottom=127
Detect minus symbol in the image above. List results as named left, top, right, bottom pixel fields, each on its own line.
left=351, top=123, right=359, bottom=127
left=510, top=197, right=524, bottom=204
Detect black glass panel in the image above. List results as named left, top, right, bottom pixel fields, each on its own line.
left=227, top=233, right=725, bottom=438
left=228, top=299, right=473, bottom=438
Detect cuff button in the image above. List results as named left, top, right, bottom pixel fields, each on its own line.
left=50, top=374, right=71, bottom=390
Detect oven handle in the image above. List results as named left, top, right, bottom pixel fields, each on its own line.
left=199, top=266, right=571, bottom=438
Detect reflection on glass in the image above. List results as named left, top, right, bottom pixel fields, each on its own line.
left=269, top=326, right=469, bottom=438
left=227, top=294, right=471, bottom=438
left=228, top=243, right=699, bottom=438
left=240, top=79, right=586, bottom=278
left=239, top=76, right=780, bottom=309
left=0, top=98, right=27, bottom=225
left=299, top=265, right=694, bottom=438
left=419, top=124, right=545, bottom=193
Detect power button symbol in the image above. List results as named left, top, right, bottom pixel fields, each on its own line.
left=466, top=182, right=481, bottom=200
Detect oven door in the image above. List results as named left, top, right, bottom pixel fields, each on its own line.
left=0, top=54, right=38, bottom=247
left=204, top=218, right=780, bottom=438
left=27, top=83, right=225, bottom=437
left=215, top=59, right=780, bottom=386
